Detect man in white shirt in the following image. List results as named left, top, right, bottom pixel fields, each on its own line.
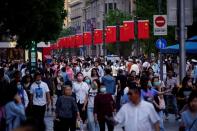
left=114, top=86, right=160, bottom=131
left=30, top=72, right=50, bottom=127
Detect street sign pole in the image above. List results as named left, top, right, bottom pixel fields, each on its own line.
left=116, top=21, right=120, bottom=56
left=179, top=0, right=186, bottom=81
left=103, top=16, right=106, bottom=56
left=29, top=41, right=37, bottom=74
left=158, top=0, right=164, bottom=81
left=134, top=16, right=139, bottom=57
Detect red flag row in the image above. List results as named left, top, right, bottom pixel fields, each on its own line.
left=52, top=20, right=150, bottom=49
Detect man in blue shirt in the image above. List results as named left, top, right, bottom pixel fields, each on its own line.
left=101, top=68, right=116, bottom=95
left=61, top=67, right=70, bottom=84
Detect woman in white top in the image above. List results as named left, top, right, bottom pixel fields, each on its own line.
left=72, top=72, right=89, bottom=123
left=83, top=79, right=100, bottom=131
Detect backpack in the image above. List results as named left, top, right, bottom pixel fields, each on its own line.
left=0, top=106, right=6, bottom=131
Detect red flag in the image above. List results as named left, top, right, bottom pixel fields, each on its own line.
left=75, top=34, right=83, bottom=48
left=138, top=20, right=150, bottom=39
left=83, top=32, right=92, bottom=46
left=51, top=43, right=58, bottom=50
left=105, top=26, right=116, bottom=44
left=43, top=47, right=51, bottom=56
left=94, top=29, right=103, bottom=45
left=63, top=37, right=68, bottom=48
left=70, top=36, right=75, bottom=48
left=57, top=38, right=65, bottom=49
left=120, top=26, right=128, bottom=42
left=123, top=21, right=134, bottom=40
left=67, top=37, right=71, bottom=48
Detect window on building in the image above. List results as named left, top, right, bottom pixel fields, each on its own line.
left=129, top=1, right=131, bottom=13
left=109, top=3, right=113, bottom=10
left=114, top=3, right=117, bottom=10
left=105, top=3, right=108, bottom=13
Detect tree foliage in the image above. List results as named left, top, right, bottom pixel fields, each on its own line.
left=0, top=0, right=66, bottom=48
left=136, top=0, right=175, bottom=55
left=104, top=0, right=176, bottom=56
left=105, top=9, right=132, bottom=56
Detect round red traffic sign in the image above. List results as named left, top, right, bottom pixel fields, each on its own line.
left=155, top=16, right=166, bottom=27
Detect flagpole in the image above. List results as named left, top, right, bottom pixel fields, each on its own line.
left=116, top=15, right=120, bottom=56
left=103, top=14, right=106, bottom=56
left=134, top=16, right=139, bottom=57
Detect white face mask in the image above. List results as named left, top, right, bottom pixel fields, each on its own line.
left=85, top=67, right=90, bottom=71
left=17, top=84, right=22, bottom=90
left=4, top=67, right=8, bottom=71
left=36, top=80, right=41, bottom=84
left=100, top=87, right=106, bottom=93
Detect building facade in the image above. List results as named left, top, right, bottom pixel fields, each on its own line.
left=64, top=0, right=71, bottom=28
left=69, top=0, right=84, bottom=33
left=68, top=0, right=135, bottom=56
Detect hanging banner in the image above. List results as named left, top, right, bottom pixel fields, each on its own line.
left=138, top=20, right=150, bottom=39
left=105, top=26, right=116, bottom=44
left=94, top=29, right=103, bottom=45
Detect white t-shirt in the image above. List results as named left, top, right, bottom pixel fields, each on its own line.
left=30, top=81, right=50, bottom=106
left=115, top=100, right=160, bottom=131
left=72, top=82, right=89, bottom=104
left=82, top=68, right=92, bottom=78
left=87, top=88, right=98, bottom=108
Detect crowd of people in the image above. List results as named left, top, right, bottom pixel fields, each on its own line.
left=0, top=56, right=197, bottom=131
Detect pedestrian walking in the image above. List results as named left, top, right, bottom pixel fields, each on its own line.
left=114, top=85, right=160, bottom=131
left=72, top=72, right=89, bottom=123
left=94, top=85, right=115, bottom=131
left=86, top=79, right=100, bottom=131
left=55, top=85, right=80, bottom=131
left=179, top=91, right=197, bottom=131
left=30, top=72, right=50, bottom=129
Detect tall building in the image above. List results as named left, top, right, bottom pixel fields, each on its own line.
left=68, top=0, right=135, bottom=56
left=64, top=0, right=71, bottom=28
left=83, top=0, right=135, bottom=56
left=69, top=0, right=84, bottom=33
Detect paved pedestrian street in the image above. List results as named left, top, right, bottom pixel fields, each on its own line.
left=44, top=111, right=179, bottom=131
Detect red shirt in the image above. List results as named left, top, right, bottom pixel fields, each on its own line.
left=94, top=93, right=115, bottom=121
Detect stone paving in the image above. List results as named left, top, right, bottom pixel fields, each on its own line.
left=44, top=111, right=179, bottom=131
left=44, top=96, right=179, bottom=131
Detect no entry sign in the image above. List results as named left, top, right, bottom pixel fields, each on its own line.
left=154, top=15, right=167, bottom=35
left=155, top=16, right=166, bottom=27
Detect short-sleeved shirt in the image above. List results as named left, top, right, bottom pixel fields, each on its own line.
left=115, top=100, right=160, bottom=131
left=141, top=88, right=158, bottom=102
left=165, top=77, right=178, bottom=95
left=87, top=88, right=98, bottom=108
left=181, top=110, right=197, bottom=131
left=30, top=81, right=49, bottom=106
left=72, top=82, right=89, bottom=104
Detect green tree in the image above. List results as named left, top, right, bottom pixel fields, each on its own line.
left=59, top=27, right=73, bottom=38
left=136, top=0, right=175, bottom=55
left=0, top=0, right=66, bottom=48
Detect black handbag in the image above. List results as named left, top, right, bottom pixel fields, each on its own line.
left=53, top=119, right=61, bottom=131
